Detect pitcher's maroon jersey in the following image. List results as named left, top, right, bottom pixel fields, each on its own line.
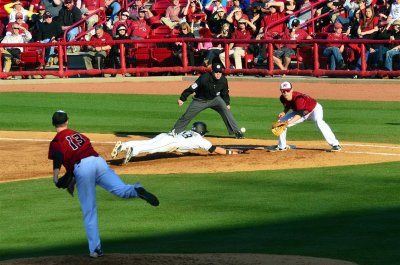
left=48, top=129, right=98, bottom=171
left=280, top=91, right=317, bottom=116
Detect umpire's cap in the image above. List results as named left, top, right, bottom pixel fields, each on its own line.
left=52, top=110, right=68, bottom=126
left=192, top=121, right=208, bottom=136
left=212, top=63, right=224, bottom=73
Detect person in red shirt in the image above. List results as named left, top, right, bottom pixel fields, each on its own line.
left=219, top=18, right=256, bottom=73
left=130, top=6, right=155, bottom=39
left=5, top=12, right=29, bottom=36
left=48, top=110, right=159, bottom=258
left=83, top=24, right=113, bottom=71
left=112, top=9, right=134, bottom=36
left=269, top=81, right=341, bottom=152
left=272, top=18, right=312, bottom=71
left=323, top=22, right=348, bottom=70
left=257, top=1, right=285, bottom=39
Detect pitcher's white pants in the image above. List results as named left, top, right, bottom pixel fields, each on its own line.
left=278, top=103, right=340, bottom=149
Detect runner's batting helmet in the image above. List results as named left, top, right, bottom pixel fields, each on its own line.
left=191, top=122, right=208, bottom=136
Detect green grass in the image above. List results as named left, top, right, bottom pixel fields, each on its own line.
left=0, top=163, right=399, bottom=265
left=0, top=92, right=399, bottom=143
left=1, top=91, right=399, bottom=265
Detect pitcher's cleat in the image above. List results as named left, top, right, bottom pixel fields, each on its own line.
left=135, top=186, right=160, bottom=207
left=331, top=145, right=342, bottom=152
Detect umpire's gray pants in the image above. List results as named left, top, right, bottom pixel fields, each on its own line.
left=173, top=96, right=240, bottom=135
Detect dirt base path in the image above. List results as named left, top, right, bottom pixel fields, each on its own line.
left=1, top=78, right=398, bottom=265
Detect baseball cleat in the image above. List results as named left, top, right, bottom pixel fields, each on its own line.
left=331, top=145, right=342, bottom=152
left=266, top=145, right=291, bottom=152
left=111, top=141, right=122, bottom=159
left=123, top=147, right=133, bottom=164
left=135, top=186, right=160, bottom=207
left=90, top=247, right=104, bottom=258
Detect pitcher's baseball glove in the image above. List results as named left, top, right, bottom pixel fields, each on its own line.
left=271, top=121, right=288, bottom=136
left=56, top=171, right=76, bottom=197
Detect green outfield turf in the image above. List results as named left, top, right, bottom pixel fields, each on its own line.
left=0, top=163, right=399, bottom=265
left=0, top=92, right=399, bottom=265
left=0, top=92, right=399, bottom=143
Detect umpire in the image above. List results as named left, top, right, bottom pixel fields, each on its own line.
left=172, top=63, right=244, bottom=138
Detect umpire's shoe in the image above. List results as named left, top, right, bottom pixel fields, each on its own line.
left=235, top=131, right=245, bottom=139
left=135, top=184, right=160, bottom=207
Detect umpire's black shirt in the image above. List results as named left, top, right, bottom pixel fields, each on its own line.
left=179, top=72, right=230, bottom=105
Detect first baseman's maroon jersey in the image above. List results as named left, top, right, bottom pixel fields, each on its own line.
left=48, top=129, right=98, bottom=172
left=280, top=91, right=317, bottom=116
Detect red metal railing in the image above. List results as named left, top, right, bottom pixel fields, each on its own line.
left=1, top=37, right=400, bottom=79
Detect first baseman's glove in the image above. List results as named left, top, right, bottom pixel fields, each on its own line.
left=271, top=121, right=289, bottom=136
left=56, top=171, right=75, bottom=197
left=237, top=149, right=249, bottom=154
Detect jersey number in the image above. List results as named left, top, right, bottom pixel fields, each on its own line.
left=66, top=134, right=86, bottom=150
left=181, top=132, right=194, bottom=139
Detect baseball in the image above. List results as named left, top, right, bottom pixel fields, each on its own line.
left=240, top=127, right=246, bottom=133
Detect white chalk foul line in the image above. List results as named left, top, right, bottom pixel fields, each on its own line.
left=343, top=151, right=400, bottom=156
left=342, top=143, right=400, bottom=149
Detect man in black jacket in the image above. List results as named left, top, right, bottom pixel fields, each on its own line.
left=172, top=63, right=245, bottom=139
left=58, top=0, right=82, bottom=46
left=37, top=11, right=62, bottom=66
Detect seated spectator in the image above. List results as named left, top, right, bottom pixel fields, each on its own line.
left=195, top=27, right=214, bottom=65
left=257, top=1, right=285, bottom=40
left=384, top=19, right=400, bottom=72
left=111, top=24, right=133, bottom=70
left=130, top=7, right=155, bottom=39
left=36, top=11, right=62, bottom=66
left=112, top=9, right=134, bottom=37
left=272, top=18, right=312, bottom=71
left=58, top=0, right=82, bottom=48
left=183, top=0, right=205, bottom=36
left=229, top=0, right=249, bottom=14
left=105, top=0, right=121, bottom=29
left=226, top=6, right=249, bottom=29
left=30, top=4, right=46, bottom=37
left=203, top=22, right=231, bottom=67
left=80, top=0, right=106, bottom=35
left=83, top=24, right=113, bottom=71
left=4, top=0, right=33, bottom=22
left=6, top=12, right=29, bottom=36
left=41, top=0, right=63, bottom=19
left=173, top=22, right=196, bottom=67
left=29, top=0, right=43, bottom=13
left=354, top=6, right=379, bottom=71
left=128, top=0, right=147, bottom=20
left=208, top=6, right=229, bottom=34
left=1, top=23, right=32, bottom=76
left=160, top=0, right=185, bottom=29
left=285, top=0, right=298, bottom=17
left=205, top=0, right=226, bottom=16
left=369, top=20, right=391, bottom=69
left=387, top=0, right=400, bottom=23
left=219, top=18, right=256, bottom=74
left=323, top=22, right=348, bottom=70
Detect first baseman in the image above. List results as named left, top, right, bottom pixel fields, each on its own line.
left=273, top=81, right=342, bottom=152
left=48, top=110, right=159, bottom=258
left=172, top=63, right=245, bottom=139
left=111, top=121, right=245, bottom=164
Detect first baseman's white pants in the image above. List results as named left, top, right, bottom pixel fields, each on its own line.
left=278, top=103, right=340, bottom=149
left=121, top=133, right=178, bottom=157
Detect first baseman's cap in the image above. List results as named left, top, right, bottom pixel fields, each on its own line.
left=212, top=63, right=224, bottom=73
left=280, top=81, right=292, bottom=91
left=52, top=110, right=68, bottom=126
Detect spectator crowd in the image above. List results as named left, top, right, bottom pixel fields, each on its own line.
left=1, top=0, right=400, bottom=78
